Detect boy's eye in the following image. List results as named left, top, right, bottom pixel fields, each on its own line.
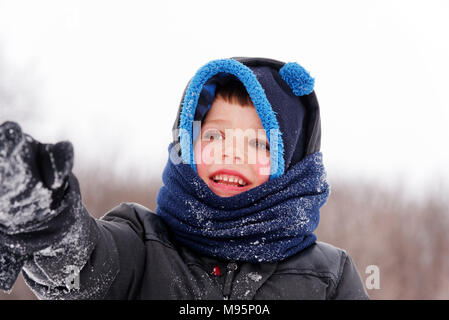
left=202, top=129, right=223, bottom=141
left=249, top=139, right=270, bottom=151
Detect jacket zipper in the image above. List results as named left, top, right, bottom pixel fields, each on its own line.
left=223, top=262, right=238, bottom=300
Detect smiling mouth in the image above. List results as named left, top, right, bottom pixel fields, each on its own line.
left=209, top=173, right=249, bottom=188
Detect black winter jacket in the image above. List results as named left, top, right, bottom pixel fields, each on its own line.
left=21, top=180, right=369, bottom=300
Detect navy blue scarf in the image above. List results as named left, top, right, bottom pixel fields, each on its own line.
left=156, top=143, right=330, bottom=263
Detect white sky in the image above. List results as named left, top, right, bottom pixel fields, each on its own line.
left=0, top=0, right=448, bottom=199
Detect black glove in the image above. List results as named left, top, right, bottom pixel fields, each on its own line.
left=0, top=121, right=75, bottom=291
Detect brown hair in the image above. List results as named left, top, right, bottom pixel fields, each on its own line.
left=214, top=79, right=253, bottom=107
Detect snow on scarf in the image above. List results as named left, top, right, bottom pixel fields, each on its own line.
left=156, top=143, right=330, bottom=263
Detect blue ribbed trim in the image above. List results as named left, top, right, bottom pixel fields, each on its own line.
left=179, top=59, right=285, bottom=179
left=279, top=62, right=315, bottom=96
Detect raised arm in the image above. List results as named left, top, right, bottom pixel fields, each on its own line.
left=0, top=121, right=146, bottom=299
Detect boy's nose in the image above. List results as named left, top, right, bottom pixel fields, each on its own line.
left=222, top=136, right=244, bottom=164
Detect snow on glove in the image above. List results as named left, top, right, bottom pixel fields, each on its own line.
left=0, top=121, right=76, bottom=291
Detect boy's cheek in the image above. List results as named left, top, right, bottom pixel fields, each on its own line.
left=194, top=144, right=210, bottom=184
left=194, top=141, right=219, bottom=183
left=254, top=153, right=271, bottom=181
left=196, top=162, right=209, bottom=182
left=195, top=141, right=223, bottom=166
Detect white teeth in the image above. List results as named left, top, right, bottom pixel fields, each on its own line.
left=212, top=174, right=247, bottom=186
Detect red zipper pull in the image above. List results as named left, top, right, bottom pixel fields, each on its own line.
left=212, top=266, right=222, bottom=276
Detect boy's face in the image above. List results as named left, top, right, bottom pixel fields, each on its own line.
left=194, top=96, right=271, bottom=197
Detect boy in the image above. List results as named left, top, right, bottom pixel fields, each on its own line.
left=0, top=57, right=369, bottom=299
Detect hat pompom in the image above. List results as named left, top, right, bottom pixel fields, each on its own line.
left=279, top=62, right=315, bottom=96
